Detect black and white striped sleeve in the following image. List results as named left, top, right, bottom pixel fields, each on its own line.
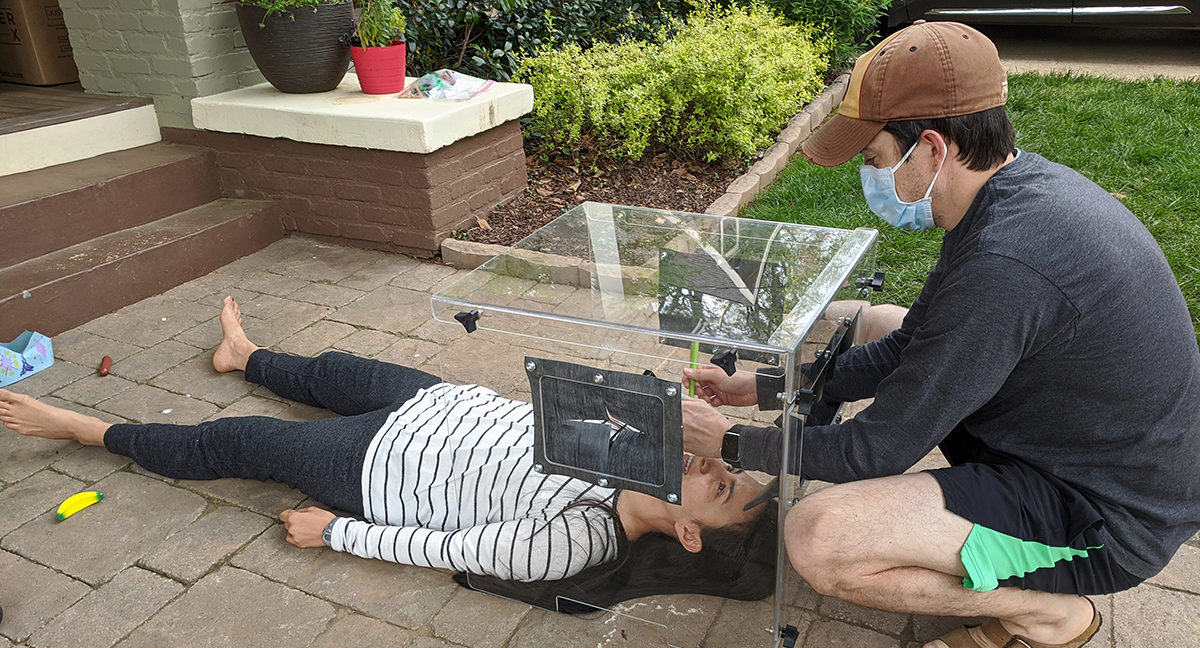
left=325, top=511, right=614, bottom=582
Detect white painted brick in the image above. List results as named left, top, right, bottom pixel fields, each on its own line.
left=71, top=50, right=111, bottom=71
left=63, top=11, right=101, bottom=30
left=150, top=56, right=194, bottom=77
left=191, top=55, right=217, bottom=76
left=203, top=8, right=240, bottom=30
left=194, top=74, right=235, bottom=96
left=180, top=12, right=205, bottom=32
left=92, top=75, right=135, bottom=94
left=236, top=69, right=266, bottom=86
left=138, top=76, right=186, bottom=95
left=111, top=54, right=152, bottom=75
left=99, top=12, right=142, bottom=31
left=125, top=32, right=169, bottom=53
left=142, top=13, right=182, bottom=32
left=188, top=32, right=236, bottom=56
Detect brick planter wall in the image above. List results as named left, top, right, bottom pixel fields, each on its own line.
left=163, top=121, right=527, bottom=257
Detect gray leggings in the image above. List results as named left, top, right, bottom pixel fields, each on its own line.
left=104, top=350, right=442, bottom=515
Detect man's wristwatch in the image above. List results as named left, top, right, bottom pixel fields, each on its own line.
left=721, top=428, right=742, bottom=469
left=322, top=518, right=337, bottom=547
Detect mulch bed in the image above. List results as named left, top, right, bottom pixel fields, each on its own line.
left=461, top=145, right=749, bottom=246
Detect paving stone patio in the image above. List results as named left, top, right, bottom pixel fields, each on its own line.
left=1, top=236, right=1196, bottom=647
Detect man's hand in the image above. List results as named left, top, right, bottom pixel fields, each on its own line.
left=682, top=365, right=758, bottom=407
left=279, top=507, right=336, bottom=548
left=681, top=396, right=732, bottom=458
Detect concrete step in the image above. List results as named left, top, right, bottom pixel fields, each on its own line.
left=0, top=143, right=221, bottom=268
left=0, top=198, right=285, bottom=339
left=1, top=90, right=160, bottom=177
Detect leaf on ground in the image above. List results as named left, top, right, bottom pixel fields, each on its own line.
left=567, top=179, right=582, bottom=192
left=536, top=187, right=554, bottom=197
left=1110, top=192, right=1127, bottom=199
left=476, top=215, right=492, bottom=230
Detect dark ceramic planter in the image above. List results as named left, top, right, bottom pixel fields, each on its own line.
left=236, top=2, right=352, bottom=93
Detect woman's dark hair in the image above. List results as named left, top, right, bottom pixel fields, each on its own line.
left=882, top=106, right=1015, bottom=171
left=453, top=500, right=779, bottom=613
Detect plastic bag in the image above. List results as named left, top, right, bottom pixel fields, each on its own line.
left=399, top=69, right=495, bottom=101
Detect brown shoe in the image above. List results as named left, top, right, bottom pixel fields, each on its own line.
left=933, top=601, right=1102, bottom=648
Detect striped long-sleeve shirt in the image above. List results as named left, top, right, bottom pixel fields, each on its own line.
left=325, top=383, right=621, bottom=582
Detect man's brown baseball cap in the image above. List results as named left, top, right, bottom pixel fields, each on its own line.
left=802, top=21, right=1009, bottom=168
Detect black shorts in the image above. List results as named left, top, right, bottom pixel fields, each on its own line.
left=928, top=459, right=1144, bottom=595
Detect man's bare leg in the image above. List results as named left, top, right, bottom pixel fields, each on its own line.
left=823, top=301, right=910, bottom=344
left=212, top=296, right=261, bottom=373
left=785, top=473, right=1097, bottom=647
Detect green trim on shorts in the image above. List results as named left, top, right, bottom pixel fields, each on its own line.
left=959, top=523, right=1104, bottom=592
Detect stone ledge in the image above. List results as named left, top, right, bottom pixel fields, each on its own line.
left=441, top=239, right=510, bottom=270
left=192, top=73, right=534, bottom=155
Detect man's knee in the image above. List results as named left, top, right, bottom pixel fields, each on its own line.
left=866, top=304, right=908, bottom=342
left=784, top=490, right=857, bottom=594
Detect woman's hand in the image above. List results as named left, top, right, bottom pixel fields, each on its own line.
left=681, top=396, right=732, bottom=458
left=682, top=365, right=759, bottom=407
left=279, top=507, right=336, bottom=548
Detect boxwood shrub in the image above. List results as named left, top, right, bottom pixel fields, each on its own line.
left=515, top=2, right=829, bottom=162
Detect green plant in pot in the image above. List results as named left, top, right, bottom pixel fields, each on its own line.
left=234, top=0, right=353, bottom=93
left=350, top=0, right=407, bottom=94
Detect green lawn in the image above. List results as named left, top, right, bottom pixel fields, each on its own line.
left=743, top=73, right=1200, bottom=343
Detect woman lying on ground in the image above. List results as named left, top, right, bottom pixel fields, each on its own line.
left=0, top=297, right=776, bottom=611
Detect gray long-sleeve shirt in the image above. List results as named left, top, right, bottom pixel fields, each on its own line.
left=737, top=151, right=1200, bottom=578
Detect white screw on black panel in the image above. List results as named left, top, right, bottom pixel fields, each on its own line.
left=526, top=360, right=536, bottom=371
left=593, top=373, right=605, bottom=384
left=775, top=392, right=785, bottom=401
left=598, top=478, right=610, bottom=487
left=665, top=386, right=678, bottom=397
left=667, top=493, right=679, bottom=503
left=860, top=288, right=871, bottom=298
left=534, top=463, right=544, bottom=473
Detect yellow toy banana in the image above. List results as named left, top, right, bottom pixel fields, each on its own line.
left=56, top=491, right=103, bottom=521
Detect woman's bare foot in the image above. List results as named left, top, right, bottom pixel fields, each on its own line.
left=0, top=389, right=110, bottom=446
left=212, top=296, right=261, bottom=373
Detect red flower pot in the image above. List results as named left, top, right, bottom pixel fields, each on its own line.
left=350, top=41, right=407, bottom=94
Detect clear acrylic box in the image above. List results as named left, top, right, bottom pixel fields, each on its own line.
left=430, top=202, right=878, bottom=647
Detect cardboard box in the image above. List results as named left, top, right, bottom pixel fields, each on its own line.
left=0, top=0, right=78, bottom=85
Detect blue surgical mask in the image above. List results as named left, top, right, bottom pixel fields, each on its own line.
left=860, top=139, right=945, bottom=231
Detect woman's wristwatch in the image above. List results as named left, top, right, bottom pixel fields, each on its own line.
left=721, top=428, right=741, bottom=469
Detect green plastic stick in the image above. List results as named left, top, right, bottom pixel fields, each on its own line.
left=688, top=341, right=700, bottom=396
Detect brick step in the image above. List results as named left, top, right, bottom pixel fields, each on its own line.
left=0, top=143, right=221, bottom=268
left=0, top=199, right=284, bottom=339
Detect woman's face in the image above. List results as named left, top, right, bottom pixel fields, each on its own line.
left=677, top=454, right=765, bottom=528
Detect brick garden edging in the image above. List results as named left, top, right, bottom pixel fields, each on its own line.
left=441, top=72, right=852, bottom=270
